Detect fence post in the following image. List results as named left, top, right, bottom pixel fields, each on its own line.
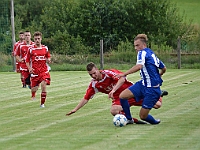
left=11, top=0, right=16, bottom=72
left=100, top=39, right=104, bottom=70
left=177, top=36, right=181, bottom=69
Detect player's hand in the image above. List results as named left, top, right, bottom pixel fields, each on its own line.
left=47, top=58, right=51, bottom=64
left=108, top=90, right=115, bottom=99
left=19, top=58, right=24, bottom=62
left=66, top=110, right=76, bottom=116
left=116, top=73, right=125, bottom=78
left=28, top=68, right=34, bottom=74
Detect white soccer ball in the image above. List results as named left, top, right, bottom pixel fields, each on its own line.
left=113, top=114, right=127, bottom=127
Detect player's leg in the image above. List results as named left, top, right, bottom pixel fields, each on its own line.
left=30, top=76, right=39, bottom=100
left=40, top=73, right=51, bottom=108
left=21, top=70, right=26, bottom=88
left=119, top=81, right=143, bottom=124
left=40, top=80, right=47, bottom=107
left=154, top=97, right=162, bottom=109
left=25, top=73, right=31, bottom=89
left=119, top=88, right=135, bottom=124
left=140, top=87, right=161, bottom=124
left=110, top=104, right=146, bottom=124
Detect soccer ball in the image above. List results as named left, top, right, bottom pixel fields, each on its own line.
left=113, top=114, right=127, bottom=127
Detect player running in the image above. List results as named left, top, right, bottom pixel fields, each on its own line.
left=26, top=31, right=51, bottom=107
left=12, top=31, right=25, bottom=86
left=15, top=31, right=34, bottom=88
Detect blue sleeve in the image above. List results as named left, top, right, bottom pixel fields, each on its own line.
left=159, top=60, right=165, bottom=69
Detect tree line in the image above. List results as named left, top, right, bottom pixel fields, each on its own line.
left=0, top=0, right=196, bottom=54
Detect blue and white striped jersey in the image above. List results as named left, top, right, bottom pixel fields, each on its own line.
left=137, top=48, right=165, bottom=87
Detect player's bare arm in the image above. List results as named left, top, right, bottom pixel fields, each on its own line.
left=108, top=77, right=125, bottom=99
left=66, top=98, right=89, bottom=116
left=26, top=62, right=34, bottom=74
left=160, top=66, right=167, bottom=76
left=124, top=64, right=142, bottom=76
left=47, top=58, right=51, bottom=64
left=16, top=55, right=24, bottom=62
left=116, top=64, right=142, bottom=78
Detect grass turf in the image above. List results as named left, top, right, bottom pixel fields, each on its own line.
left=0, top=69, right=200, bottom=150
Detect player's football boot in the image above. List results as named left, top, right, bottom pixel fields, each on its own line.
left=161, top=90, right=168, bottom=97
left=31, top=97, right=36, bottom=100
left=40, top=104, right=45, bottom=108
left=28, top=85, right=31, bottom=89
left=135, top=120, right=147, bottom=124
left=126, top=119, right=134, bottom=125
left=151, top=119, right=161, bottom=125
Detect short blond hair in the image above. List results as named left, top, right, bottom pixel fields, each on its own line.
left=134, top=34, right=148, bottom=43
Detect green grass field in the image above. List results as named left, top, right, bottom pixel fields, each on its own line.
left=0, top=70, right=200, bottom=150
left=172, top=0, right=200, bottom=25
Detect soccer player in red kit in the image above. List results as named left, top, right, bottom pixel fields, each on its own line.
left=12, top=31, right=24, bottom=73
left=26, top=31, right=51, bottom=108
left=67, top=62, right=167, bottom=124
left=15, top=31, right=34, bottom=88
left=12, top=31, right=25, bottom=86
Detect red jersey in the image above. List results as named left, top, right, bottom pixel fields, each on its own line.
left=26, top=45, right=50, bottom=75
left=84, top=69, right=133, bottom=100
left=16, top=41, right=34, bottom=70
left=12, top=41, right=23, bottom=56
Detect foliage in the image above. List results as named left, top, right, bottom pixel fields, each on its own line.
left=0, top=0, right=199, bottom=56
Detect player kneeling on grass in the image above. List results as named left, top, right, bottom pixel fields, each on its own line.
left=26, top=31, right=51, bottom=108
left=66, top=62, right=168, bottom=124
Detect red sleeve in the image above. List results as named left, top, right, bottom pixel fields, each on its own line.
left=46, top=50, right=50, bottom=58
left=15, top=44, right=21, bottom=56
left=25, top=47, right=31, bottom=63
left=84, top=82, right=96, bottom=100
left=12, top=43, right=17, bottom=56
left=104, top=70, right=120, bottom=81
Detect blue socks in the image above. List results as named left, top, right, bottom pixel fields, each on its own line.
left=120, top=98, right=132, bottom=120
left=142, top=114, right=160, bottom=124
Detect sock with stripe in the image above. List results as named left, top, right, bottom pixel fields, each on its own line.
left=41, top=92, right=47, bottom=105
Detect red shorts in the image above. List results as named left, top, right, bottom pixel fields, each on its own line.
left=16, top=62, right=20, bottom=73
left=112, top=97, right=142, bottom=106
left=112, top=97, right=162, bottom=106
left=21, top=70, right=30, bottom=80
left=31, top=72, right=51, bottom=87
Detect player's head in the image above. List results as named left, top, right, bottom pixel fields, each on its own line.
left=24, top=30, right=31, bottom=42
left=86, top=62, right=101, bottom=80
left=19, top=31, right=24, bottom=41
left=33, top=31, right=42, bottom=47
left=134, top=34, right=148, bottom=51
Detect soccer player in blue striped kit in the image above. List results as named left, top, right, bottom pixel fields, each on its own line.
left=117, top=34, right=166, bottom=124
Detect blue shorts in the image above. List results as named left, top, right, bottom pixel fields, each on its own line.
left=128, top=80, right=161, bottom=109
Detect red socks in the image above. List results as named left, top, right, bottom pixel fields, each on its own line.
left=32, top=91, right=36, bottom=98
left=41, top=92, right=47, bottom=105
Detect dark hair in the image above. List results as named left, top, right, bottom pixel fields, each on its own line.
left=19, top=31, right=24, bottom=34
left=33, top=31, right=42, bottom=37
left=86, top=62, right=96, bottom=71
